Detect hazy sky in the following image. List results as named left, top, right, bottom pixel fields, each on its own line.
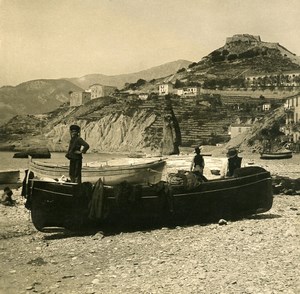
left=1, top=0, right=300, bottom=86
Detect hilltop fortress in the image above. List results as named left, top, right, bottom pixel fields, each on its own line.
left=225, top=34, right=295, bottom=56
left=226, top=34, right=261, bottom=45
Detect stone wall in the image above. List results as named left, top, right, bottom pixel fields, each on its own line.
left=201, top=88, right=298, bottom=99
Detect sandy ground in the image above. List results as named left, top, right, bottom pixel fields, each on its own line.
left=0, top=156, right=300, bottom=294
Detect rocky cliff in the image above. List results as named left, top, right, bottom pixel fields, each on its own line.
left=0, top=96, right=181, bottom=155
left=46, top=112, right=160, bottom=153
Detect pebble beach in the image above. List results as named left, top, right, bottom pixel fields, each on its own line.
left=0, top=152, right=299, bottom=294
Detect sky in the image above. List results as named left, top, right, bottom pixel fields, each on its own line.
left=1, top=0, right=300, bottom=86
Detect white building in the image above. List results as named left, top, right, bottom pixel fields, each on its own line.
left=177, top=87, right=201, bottom=97
left=89, top=84, right=117, bottom=99
left=138, top=93, right=149, bottom=100
left=159, top=83, right=174, bottom=96
left=284, top=94, right=300, bottom=142
left=228, top=124, right=252, bottom=139
left=262, top=103, right=271, bottom=111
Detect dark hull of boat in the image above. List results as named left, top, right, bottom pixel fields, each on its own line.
left=260, top=151, right=293, bottom=159
left=26, top=166, right=273, bottom=232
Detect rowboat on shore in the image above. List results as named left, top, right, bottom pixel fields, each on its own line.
left=260, top=150, right=293, bottom=160
left=28, top=157, right=167, bottom=185
left=0, top=170, right=20, bottom=185
left=24, top=166, right=273, bottom=232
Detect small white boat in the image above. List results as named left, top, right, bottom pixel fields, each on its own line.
left=28, top=157, right=167, bottom=185
left=260, top=150, right=293, bottom=160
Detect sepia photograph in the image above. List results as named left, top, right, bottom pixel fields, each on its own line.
left=0, top=0, right=299, bottom=293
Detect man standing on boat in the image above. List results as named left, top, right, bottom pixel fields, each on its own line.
left=65, top=125, right=89, bottom=183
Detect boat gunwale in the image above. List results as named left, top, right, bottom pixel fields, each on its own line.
left=29, top=158, right=166, bottom=172
left=173, top=177, right=272, bottom=197
left=30, top=170, right=272, bottom=197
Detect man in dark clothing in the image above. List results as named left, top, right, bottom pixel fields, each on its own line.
left=65, top=125, right=90, bottom=183
left=191, top=146, right=205, bottom=174
left=226, top=148, right=242, bottom=177
left=190, top=146, right=208, bottom=182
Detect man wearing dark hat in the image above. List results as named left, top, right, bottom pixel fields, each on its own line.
left=226, top=148, right=242, bottom=177
left=190, top=146, right=205, bottom=175
left=65, top=125, right=89, bottom=183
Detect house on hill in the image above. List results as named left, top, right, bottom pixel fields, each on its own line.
left=69, top=91, right=91, bottom=107
left=228, top=124, right=252, bottom=139
left=245, top=72, right=300, bottom=88
left=177, top=87, right=201, bottom=97
left=284, top=94, right=300, bottom=124
left=262, top=102, right=271, bottom=111
left=138, top=93, right=149, bottom=100
left=89, top=84, right=117, bottom=99
left=159, top=83, right=175, bottom=96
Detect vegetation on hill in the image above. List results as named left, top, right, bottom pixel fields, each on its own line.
left=0, top=35, right=298, bottom=152
left=160, top=35, right=300, bottom=90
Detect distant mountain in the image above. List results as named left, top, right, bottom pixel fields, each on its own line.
left=0, top=79, right=83, bottom=126
left=0, top=60, right=192, bottom=126
left=66, top=60, right=192, bottom=89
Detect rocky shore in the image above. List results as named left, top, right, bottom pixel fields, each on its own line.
left=0, top=158, right=299, bottom=294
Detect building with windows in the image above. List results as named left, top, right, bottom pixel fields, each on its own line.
left=262, top=103, right=271, bottom=111
left=70, top=91, right=91, bottom=107
left=284, top=94, right=300, bottom=124
left=284, top=94, right=300, bottom=143
left=246, top=72, right=300, bottom=88
left=158, top=83, right=174, bottom=96
left=89, top=84, right=117, bottom=99
left=177, top=87, right=201, bottom=97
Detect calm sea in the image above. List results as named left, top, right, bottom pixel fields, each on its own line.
left=0, top=151, right=126, bottom=171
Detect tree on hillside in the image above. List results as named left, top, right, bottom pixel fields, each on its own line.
left=177, top=68, right=186, bottom=73
left=174, top=79, right=185, bottom=88
left=188, top=62, right=198, bottom=68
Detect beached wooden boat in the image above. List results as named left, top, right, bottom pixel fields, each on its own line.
left=28, top=158, right=167, bottom=185
left=0, top=170, right=20, bottom=185
left=25, top=166, right=273, bottom=232
left=260, top=150, right=293, bottom=160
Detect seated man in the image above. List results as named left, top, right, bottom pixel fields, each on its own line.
left=1, top=187, right=15, bottom=206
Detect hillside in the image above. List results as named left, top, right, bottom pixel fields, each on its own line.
left=0, top=60, right=191, bottom=126
left=0, top=96, right=181, bottom=155
left=0, top=79, right=83, bottom=126
left=162, top=34, right=300, bottom=86
left=66, top=60, right=192, bottom=89
left=0, top=93, right=279, bottom=154
left=0, top=34, right=297, bottom=152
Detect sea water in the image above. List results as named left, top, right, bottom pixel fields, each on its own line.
left=0, top=151, right=299, bottom=180
left=0, top=151, right=126, bottom=171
